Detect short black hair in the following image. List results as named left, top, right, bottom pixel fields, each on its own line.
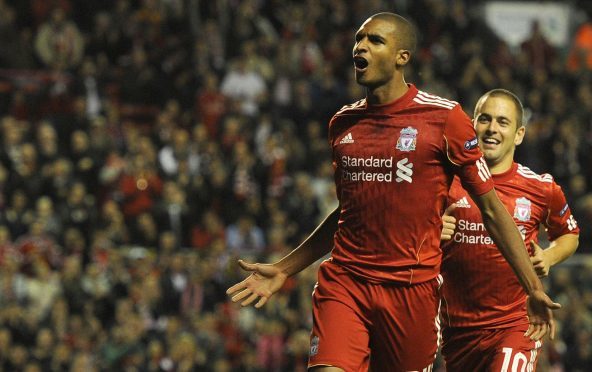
left=370, top=12, right=417, bottom=53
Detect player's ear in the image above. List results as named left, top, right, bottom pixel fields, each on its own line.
left=514, top=126, right=525, bottom=146
left=396, top=49, right=411, bottom=67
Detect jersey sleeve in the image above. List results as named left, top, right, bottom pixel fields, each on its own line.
left=545, top=180, right=580, bottom=240
left=443, top=105, right=494, bottom=196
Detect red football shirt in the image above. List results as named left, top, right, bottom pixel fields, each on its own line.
left=441, top=162, right=580, bottom=328
left=329, top=84, right=493, bottom=284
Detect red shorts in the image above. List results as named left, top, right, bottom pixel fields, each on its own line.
left=308, top=260, right=441, bottom=372
left=442, top=325, right=542, bottom=372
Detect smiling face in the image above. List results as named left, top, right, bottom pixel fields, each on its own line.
left=473, top=94, right=525, bottom=173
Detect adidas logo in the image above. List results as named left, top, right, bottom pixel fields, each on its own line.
left=339, top=132, right=354, bottom=144
left=455, top=196, right=471, bottom=208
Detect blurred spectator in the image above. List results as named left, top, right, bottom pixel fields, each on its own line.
left=35, top=121, right=61, bottom=173
left=117, top=153, right=162, bottom=220
left=521, top=20, right=556, bottom=72
left=158, top=128, right=198, bottom=178
left=0, top=3, right=35, bottom=69
left=24, top=259, right=62, bottom=322
left=568, top=16, right=592, bottom=72
left=221, top=58, right=267, bottom=117
left=43, top=157, right=75, bottom=203
left=69, top=130, right=99, bottom=191
left=120, top=46, right=161, bottom=105
left=33, top=196, right=61, bottom=237
left=129, top=212, right=159, bottom=248
left=72, top=59, right=105, bottom=119
left=154, top=181, right=191, bottom=246
left=34, top=8, right=84, bottom=70
left=226, top=215, right=265, bottom=258
left=59, top=182, right=93, bottom=239
left=196, top=71, right=226, bottom=138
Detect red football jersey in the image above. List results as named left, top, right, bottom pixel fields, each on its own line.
left=441, top=162, right=580, bottom=328
left=329, top=84, right=493, bottom=284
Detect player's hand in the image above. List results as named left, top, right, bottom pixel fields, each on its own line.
left=440, top=204, right=457, bottom=241
left=529, top=241, right=550, bottom=277
left=226, top=260, right=288, bottom=308
left=525, top=290, right=561, bottom=341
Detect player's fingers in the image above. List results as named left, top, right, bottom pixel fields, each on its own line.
left=444, top=203, right=457, bottom=216
left=524, top=324, right=535, bottom=338
left=238, top=259, right=257, bottom=272
left=442, top=227, right=455, bottom=237
left=545, top=298, right=561, bottom=310
left=535, top=267, right=548, bottom=278
left=443, top=220, right=456, bottom=229
left=535, top=323, right=547, bottom=341
left=226, top=281, right=247, bottom=295
left=254, top=296, right=269, bottom=309
left=526, top=322, right=544, bottom=341
left=442, top=215, right=456, bottom=223
left=549, top=319, right=556, bottom=340
left=241, top=292, right=260, bottom=307
left=231, top=288, right=252, bottom=303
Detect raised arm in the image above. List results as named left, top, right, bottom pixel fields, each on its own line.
left=471, top=189, right=561, bottom=340
left=226, top=205, right=340, bottom=308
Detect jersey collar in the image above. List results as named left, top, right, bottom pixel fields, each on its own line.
left=365, top=84, right=418, bottom=112
left=492, top=162, right=518, bottom=182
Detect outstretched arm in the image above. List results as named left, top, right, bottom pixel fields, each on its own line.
left=471, top=189, right=561, bottom=340
left=226, top=205, right=340, bottom=308
left=530, top=234, right=579, bottom=277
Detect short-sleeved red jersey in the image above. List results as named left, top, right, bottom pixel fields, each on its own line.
left=329, top=84, right=493, bottom=284
left=441, top=162, right=579, bottom=329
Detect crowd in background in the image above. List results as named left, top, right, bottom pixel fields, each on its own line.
left=0, top=0, right=591, bottom=371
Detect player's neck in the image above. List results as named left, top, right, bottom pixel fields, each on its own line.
left=487, top=157, right=514, bottom=175
left=366, top=76, right=408, bottom=105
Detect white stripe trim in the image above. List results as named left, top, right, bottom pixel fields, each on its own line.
left=414, top=93, right=457, bottom=108
left=516, top=170, right=553, bottom=183
left=417, top=90, right=458, bottom=105
left=517, top=165, right=553, bottom=181
left=335, top=99, right=366, bottom=115
left=527, top=340, right=542, bottom=372
left=434, top=275, right=443, bottom=363
left=413, top=97, right=455, bottom=110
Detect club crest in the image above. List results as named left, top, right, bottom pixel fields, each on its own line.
left=514, top=197, right=531, bottom=222
left=396, top=126, right=417, bottom=152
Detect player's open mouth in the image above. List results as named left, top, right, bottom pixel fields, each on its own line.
left=354, top=56, right=368, bottom=71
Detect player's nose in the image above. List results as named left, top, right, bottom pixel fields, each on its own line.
left=354, top=39, right=368, bottom=55
left=486, top=121, right=500, bottom=133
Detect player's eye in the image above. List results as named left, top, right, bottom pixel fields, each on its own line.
left=369, top=35, right=383, bottom=44
left=477, top=115, right=490, bottom=123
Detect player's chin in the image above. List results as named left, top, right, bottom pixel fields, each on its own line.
left=480, top=148, right=496, bottom=158
left=354, top=73, right=368, bottom=84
